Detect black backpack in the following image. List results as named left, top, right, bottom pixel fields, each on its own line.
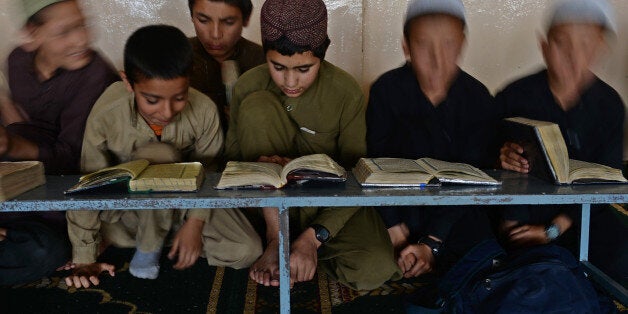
left=438, top=240, right=607, bottom=314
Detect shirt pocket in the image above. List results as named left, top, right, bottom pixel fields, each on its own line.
left=295, top=127, right=339, bottom=156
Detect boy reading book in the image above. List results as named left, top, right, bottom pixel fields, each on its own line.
left=497, top=0, right=627, bottom=283
left=65, top=25, right=261, bottom=288
left=225, top=0, right=401, bottom=290
left=188, top=0, right=266, bottom=133
left=366, top=0, right=498, bottom=306
left=0, top=0, right=118, bottom=286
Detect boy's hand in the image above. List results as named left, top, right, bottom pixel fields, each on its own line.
left=289, top=228, right=320, bottom=286
left=168, top=218, right=204, bottom=270
left=0, top=227, right=6, bottom=241
left=508, top=224, right=548, bottom=247
left=258, top=155, right=292, bottom=167
left=398, top=243, right=434, bottom=278
left=65, top=263, right=115, bottom=288
left=499, top=142, right=529, bottom=173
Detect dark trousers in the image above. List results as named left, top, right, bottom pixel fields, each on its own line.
left=0, top=213, right=70, bottom=286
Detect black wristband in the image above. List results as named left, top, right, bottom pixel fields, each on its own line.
left=418, top=236, right=442, bottom=257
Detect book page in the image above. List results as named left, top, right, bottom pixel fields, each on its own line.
left=216, top=161, right=284, bottom=189
left=280, top=154, right=345, bottom=179
left=568, top=159, right=627, bottom=183
left=79, top=159, right=150, bottom=182
left=369, top=158, right=428, bottom=173
left=416, top=158, right=500, bottom=185
left=353, top=158, right=435, bottom=187
left=130, top=162, right=204, bottom=192
left=536, top=124, right=570, bottom=183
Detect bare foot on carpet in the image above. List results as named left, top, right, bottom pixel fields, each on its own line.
left=249, top=239, right=280, bottom=287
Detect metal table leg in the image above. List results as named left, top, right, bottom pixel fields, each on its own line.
left=579, top=203, right=590, bottom=262
left=579, top=203, right=628, bottom=306
left=278, top=205, right=291, bottom=314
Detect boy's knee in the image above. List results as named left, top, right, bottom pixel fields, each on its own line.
left=206, top=235, right=262, bottom=269
left=327, top=248, right=400, bottom=290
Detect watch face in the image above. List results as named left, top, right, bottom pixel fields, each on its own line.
left=546, top=225, right=560, bottom=240
left=315, top=226, right=330, bottom=243
left=310, top=228, right=329, bottom=243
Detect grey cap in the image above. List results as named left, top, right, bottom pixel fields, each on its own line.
left=404, top=0, right=466, bottom=27
left=548, top=0, right=616, bottom=33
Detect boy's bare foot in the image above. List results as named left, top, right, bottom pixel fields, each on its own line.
left=249, top=239, right=280, bottom=287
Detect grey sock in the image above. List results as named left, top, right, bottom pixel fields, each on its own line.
left=129, top=249, right=161, bottom=279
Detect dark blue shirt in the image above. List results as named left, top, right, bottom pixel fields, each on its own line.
left=497, top=69, right=624, bottom=169
left=366, top=64, right=498, bottom=242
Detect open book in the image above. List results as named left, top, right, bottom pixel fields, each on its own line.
left=216, top=154, right=346, bottom=189
left=65, top=159, right=205, bottom=194
left=0, top=161, right=45, bottom=201
left=353, top=157, right=500, bottom=187
left=503, top=117, right=627, bottom=185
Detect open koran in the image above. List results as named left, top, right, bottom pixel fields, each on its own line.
left=503, top=117, right=627, bottom=185
left=353, top=157, right=500, bottom=187
left=65, top=159, right=205, bottom=194
left=0, top=161, right=45, bottom=201
left=216, top=154, right=346, bottom=189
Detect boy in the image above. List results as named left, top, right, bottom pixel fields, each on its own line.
left=0, top=0, right=118, bottom=286
left=226, top=0, right=400, bottom=290
left=498, top=0, right=626, bottom=283
left=188, top=0, right=265, bottom=132
left=367, top=0, right=498, bottom=282
left=65, top=25, right=261, bottom=288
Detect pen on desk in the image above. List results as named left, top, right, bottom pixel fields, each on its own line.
left=300, top=127, right=316, bottom=135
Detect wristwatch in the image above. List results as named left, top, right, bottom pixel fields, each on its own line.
left=311, top=224, right=331, bottom=244
left=418, top=236, right=442, bottom=257
left=545, top=224, right=560, bottom=241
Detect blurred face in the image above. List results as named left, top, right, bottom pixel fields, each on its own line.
left=28, top=1, right=92, bottom=77
left=124, top=76, right=190, bottom=126
left=267, top=50, right=321, bottom=98
left=191, top=1, right=247, bottom=63
left=403, top=14, right=465, bottom=100
left=543, top=23, right=605, bottom=89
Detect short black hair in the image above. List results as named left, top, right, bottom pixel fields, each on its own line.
left=187, top=0, right=253, bottom=22
left=263, top=35, right=331, bottom=60
left=124, top=24, right=193, bottom=85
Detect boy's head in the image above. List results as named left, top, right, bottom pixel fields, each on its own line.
left=260, top=0, right=330, bottom=98
left=188, top=0, right=253, bottom=63
left=122, top=25, right=193, bottom=127
left=402, top=0, right=466, bottom=100
left=21, top=0, right=92, bottom=75
left=542, top=0, right=614, bottom=87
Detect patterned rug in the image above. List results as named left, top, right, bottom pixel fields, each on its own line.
left=0, top=247, right=427, bottom=314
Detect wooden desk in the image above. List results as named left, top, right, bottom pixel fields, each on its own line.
left=1, top=170, right=627, bottom=313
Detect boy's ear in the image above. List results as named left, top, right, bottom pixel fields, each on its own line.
left=18, top=26, right=40, bottom=52
left=119, top=71, right=134, bottom=93
left=402, top=38, right=411, bottom=63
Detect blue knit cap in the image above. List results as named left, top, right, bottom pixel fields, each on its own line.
left=404, top=0, right=466, bottom=28
left=548, top=0, right=616, bottom=33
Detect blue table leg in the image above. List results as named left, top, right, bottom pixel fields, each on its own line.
left=579, top=203, right=590, bottom=262
left=278, top=205, right=291, bottom=314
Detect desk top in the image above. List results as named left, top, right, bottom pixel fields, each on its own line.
left=1, top=170, right=627, bottom=212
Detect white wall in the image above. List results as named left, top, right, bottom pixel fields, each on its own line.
left=0, top=0, right=627, bottom=155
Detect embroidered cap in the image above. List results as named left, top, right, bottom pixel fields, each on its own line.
left=260, top=0, right=328, bottom=49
